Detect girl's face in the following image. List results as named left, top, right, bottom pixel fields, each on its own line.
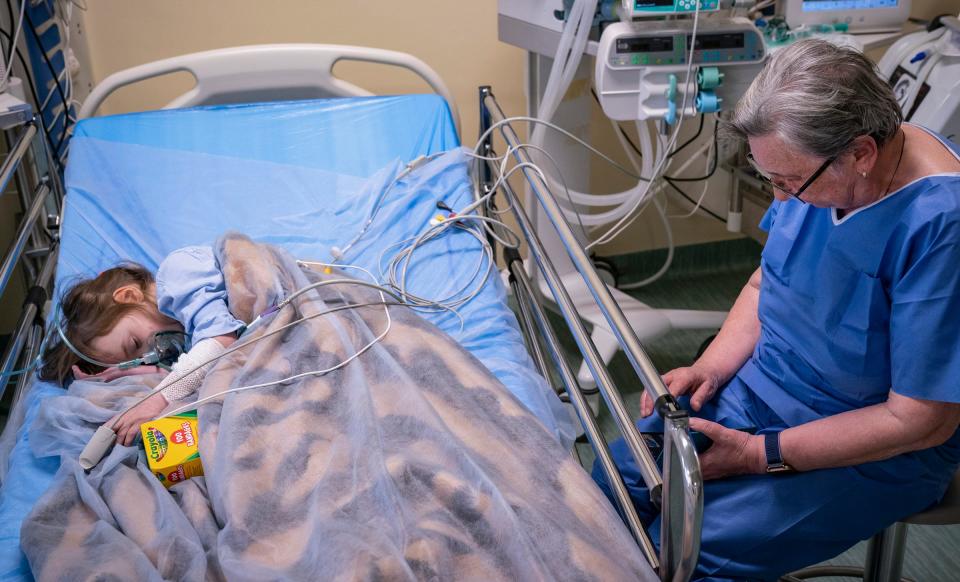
left=87, top=310, right=183, bottom=366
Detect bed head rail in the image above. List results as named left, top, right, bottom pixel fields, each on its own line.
left=478, top=87, right=703, bottom=581
left=78, top=44, right=461, bottom=136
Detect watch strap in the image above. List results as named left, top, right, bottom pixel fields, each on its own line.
left=764, top=431, right=793, bottom=473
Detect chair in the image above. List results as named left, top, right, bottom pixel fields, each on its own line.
left=782, top=469, right=960, bottom=582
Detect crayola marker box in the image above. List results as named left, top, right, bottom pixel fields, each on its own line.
left=140, top=411, right=203, bottom=489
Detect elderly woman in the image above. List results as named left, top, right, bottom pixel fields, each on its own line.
left=594, top=39, right=960, bottom=579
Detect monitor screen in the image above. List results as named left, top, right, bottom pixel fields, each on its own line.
left=633, top=0, right=675, bottom=7
left=801, top=0, right=899, bottom=12
left=787, top=0, right=909, bottom=32
left=616, top=36, right=674, bottom=54
left=689, top=32, right=745, bottom=50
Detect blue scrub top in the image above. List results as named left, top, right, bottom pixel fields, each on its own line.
left=741, top=127, right=960, bottom=476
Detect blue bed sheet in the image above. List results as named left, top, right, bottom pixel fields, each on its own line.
left=0, top=95, right=573, bottom=580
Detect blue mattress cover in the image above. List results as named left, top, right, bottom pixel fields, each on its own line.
left=0, top=95, right=573, bottom=579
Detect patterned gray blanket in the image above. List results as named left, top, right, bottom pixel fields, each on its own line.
left=22, top=234, right=654, bottom=581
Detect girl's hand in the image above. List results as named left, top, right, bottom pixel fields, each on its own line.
left=688, top=418, right=766, bottom=480
left=640, top=365, right=724, bottom=418
left=110, top=392, right=170, bottom=446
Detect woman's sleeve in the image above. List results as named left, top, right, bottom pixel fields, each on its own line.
left=156, top=246, right=245, bottom=344
left=890, top=216, right=960, bottom=403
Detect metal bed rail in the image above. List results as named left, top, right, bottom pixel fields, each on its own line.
left=0, top=116, right=63, bottom=422
left=478, top=87, right=703, bottom=582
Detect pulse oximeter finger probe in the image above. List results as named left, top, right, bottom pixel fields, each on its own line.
left=78, top=424, right=118, bottom=471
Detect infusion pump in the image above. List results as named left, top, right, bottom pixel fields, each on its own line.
left=595, top=18, right=766, bottom=121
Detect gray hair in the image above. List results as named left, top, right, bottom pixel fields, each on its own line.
left=726, top=39, right=902, bottom=158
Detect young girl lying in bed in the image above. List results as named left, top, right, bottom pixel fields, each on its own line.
left=41, top=246, right=243, bottom=446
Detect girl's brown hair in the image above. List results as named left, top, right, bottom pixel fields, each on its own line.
left=40, top=263, right=155, bottom=386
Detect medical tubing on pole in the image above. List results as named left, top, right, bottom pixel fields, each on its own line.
left=530, top=0, right=653, bottom=227
left=473, top=117, right=651, bottom=186
left=507, top=254, right=660, bottom=566
left=587, top=5, right=703, bottom=249
left=471, top=116, right=661, bottom=229
left=533, top=0, right=596, bottom=144
left=610, top=117, right=675, bottom=289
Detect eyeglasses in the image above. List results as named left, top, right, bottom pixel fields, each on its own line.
left=746, top=151, right=838, bottom=200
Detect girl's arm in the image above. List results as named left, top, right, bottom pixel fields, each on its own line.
left=113, top=333, right=237, bottom=445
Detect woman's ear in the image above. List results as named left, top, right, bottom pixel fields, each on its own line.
left=113, top=284, right=145, bottom=304
left=850, top=135, right=879, bottom=174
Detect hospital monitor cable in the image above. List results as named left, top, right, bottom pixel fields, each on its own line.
left=608, top=109, right=725, bottom=222
left=467, top=112, right=707, bottom=287
left=328, top=151, right=525, bottom=319
left=586, top=6, right=702, bottom=250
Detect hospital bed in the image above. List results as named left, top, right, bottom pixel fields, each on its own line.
left=0, top=44, right=703, bottom=580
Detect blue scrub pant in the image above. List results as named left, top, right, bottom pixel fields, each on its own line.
left=593, top=377, right=954, bottom=581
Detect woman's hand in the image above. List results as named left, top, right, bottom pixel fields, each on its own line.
left=640, top=365, right=724, bottom=418
left=109, top=392, right=170, bottom=446
left=688, top=418, right=766, bottom=480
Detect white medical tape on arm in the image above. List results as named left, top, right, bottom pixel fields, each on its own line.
left=158, top=338, right=227, bottom=402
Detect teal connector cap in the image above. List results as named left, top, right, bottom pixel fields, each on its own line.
left=696, top=90, right=722, bottom=113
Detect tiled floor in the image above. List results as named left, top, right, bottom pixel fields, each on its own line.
left=550, top=238, right=960, bottom=580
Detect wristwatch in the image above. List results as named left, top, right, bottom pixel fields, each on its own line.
left=764, top=431, right=794, bottom=474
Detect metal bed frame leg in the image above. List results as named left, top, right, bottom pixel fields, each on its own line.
left=478, top=86, right=704, bottom=581
left=0, top=117, right=63, bottom=411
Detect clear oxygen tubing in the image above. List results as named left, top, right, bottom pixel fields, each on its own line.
left=534, top=0, right=596, bottom=143
left=668, top=137, right=715, bottom=219
left=527, top=2, right=704, bottom=239
left=603, top=113, right=675, bottom=290
left=530, top=0, right=660, bottom=224
left=586, top=4, right=702, bottom=249
left=468, top=116, right=712, bottom=248
left=161, top=298, right=397, bottom=418
left=529, top=0, right=649, bottom=216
